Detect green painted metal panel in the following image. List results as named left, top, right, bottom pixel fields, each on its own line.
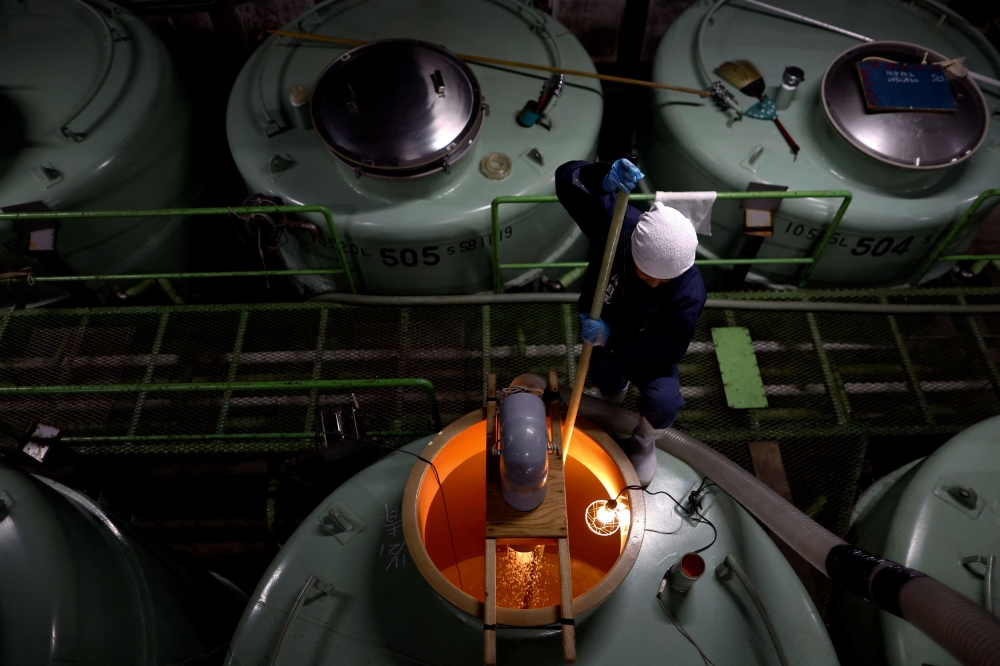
left=712, top=327, right=768, bottom=409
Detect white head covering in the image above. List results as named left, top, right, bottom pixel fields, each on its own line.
left=631, top=202, right=699, bottom=280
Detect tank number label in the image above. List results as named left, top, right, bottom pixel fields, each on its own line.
left=379, top=227, right=513, bottom=268
left=306, top=227, right=514, bottom=268
left=309, top=233, right=373, bottom=258
left=784, top=223, right=937, bottom=258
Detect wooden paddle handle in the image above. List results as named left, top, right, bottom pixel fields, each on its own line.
left=270, top=30, right=711, bottom=97
left=562, top=188, right=631, bottom=460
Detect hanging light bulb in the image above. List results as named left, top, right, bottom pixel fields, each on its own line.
left=586, top=499, right=621, bottom=536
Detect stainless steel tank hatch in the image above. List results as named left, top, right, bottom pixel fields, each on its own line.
left=822, top=41, right=990, bottom=170
left=311, top=39, right=485, bottom=178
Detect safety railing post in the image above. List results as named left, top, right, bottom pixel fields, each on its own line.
left=909, top=189, right=1000, bottom=286
left=798, top=192, right=851, bottom=286
left=492, top=190, right=853, bottom=290
left=0, top=205, right=357, bottom=294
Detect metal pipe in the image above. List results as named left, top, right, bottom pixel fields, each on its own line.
left=21, top=269, right=345, bottom=283
left=117, top=278, right=156, bottom=300
left=738, top=0, right=872, bottom=42
left=716, top=555, right=790, bottom=666
left=491, top=191, right=852, bottom=292
left=911, top=190, right=1000, bottom=285
left=0, top=378, right=440, bottom=431
left=157, top=279, right=185, bottom=305
left=61, top=0, right=118, bottom=140
left=311, top=291, right=1000, bottom=313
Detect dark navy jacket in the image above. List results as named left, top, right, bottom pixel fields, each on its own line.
left=555, top=160, right=706, bottom=383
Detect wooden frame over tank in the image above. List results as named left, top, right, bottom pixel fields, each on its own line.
left=402, top=407, right=645, bottom=627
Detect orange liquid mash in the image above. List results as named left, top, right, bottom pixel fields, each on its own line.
left=416, top=419, right=631, bottom=610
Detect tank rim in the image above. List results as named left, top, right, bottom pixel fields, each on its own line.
left=820, top=40, right=990, bottom=171
left=401, top=410, right=645, bottom=627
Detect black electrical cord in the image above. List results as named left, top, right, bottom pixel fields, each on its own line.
left=614, top=477, right=718, bottom=554
left=657, top=595, right=718, bottom=666
left=320, top=431, right=465, bottom=591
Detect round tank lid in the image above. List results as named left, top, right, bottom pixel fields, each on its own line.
left=311, top=39, right=485, bottom=178
left=821, top=42, right=990, bottom=170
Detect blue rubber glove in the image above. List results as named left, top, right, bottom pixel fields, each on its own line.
left=579, top=313, right=611, bottom=347
left=602, top=158, right=645, bottom=194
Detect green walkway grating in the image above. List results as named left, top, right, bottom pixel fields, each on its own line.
left=711, top=327, right=769, bottom=409
left=1, top=287, right=998, bottom=563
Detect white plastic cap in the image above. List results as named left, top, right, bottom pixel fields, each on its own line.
left=632, top=202, right=698, bottom=280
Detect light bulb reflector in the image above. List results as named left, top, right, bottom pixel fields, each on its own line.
left=586, top=499, right=620, bottom=536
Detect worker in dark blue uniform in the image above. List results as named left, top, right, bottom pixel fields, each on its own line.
left=555, top=158, right=706, bottom=486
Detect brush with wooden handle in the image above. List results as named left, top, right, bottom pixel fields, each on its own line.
left=715, top=60, right=800, bottom=156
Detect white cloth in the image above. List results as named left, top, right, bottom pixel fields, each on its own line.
left=654, top=191, right=717, bottom=236
left=632, top=202, right=699, bottom=281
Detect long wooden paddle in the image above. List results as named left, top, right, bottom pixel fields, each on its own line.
left=562, top=186, right=631, bottom=461
left=269, top=30, right=711, bottom=98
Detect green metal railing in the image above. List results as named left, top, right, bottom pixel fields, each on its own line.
left=490, top=191, right=854, bottom=293
left=2, top=191, right=997, bottom=300
left=910, top=189, right=1000, bottom=285
left=0, top=378, right=440, bottom=443
left=0, top=205, right=358, bottom=294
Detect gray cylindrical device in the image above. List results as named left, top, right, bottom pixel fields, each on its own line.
left=774, top=66, right=804, bottom=111
left=669, top=552, right=706, bottom=593
left=498, top=390, right=550, bottom=512
left=289, top=85, right=313, bottom=130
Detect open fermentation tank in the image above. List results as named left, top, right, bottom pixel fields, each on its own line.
left=828, top=415, right=1000, bottom=666
left=0, top=461, right=245, bottom=665
left=225, top=411, right=837, bottom=664
left=226, top=0, right=602, bottom=295
left=641, top=0, right=1000, bottom=287
left=0, top=0, right=197, bottom=305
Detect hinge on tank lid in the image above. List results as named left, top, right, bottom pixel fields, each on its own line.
left=28, top=163, right=63, bottom=187
left=442, top=156, right=451, bottom=174
left=269, top=154, right=296, bottom=175
left=60, top=127, right=85, bottom=143
left=265, top=117, right=286, bottom=138
left=947, top=485, right=978, bottom=509
left=430, top=70, right=446, bottom=97
left=482, top=100, right=490, bottom=116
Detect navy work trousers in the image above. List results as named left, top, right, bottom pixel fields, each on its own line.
left=589, top=350, right=686, bottom=430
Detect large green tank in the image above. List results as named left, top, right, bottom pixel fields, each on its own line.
left=642, top=0, right=1000, bottom=287
left=0, top=0, right=196, bottom=304
left=226, top=0, right=602, bottom=295
left=828, top=416, right=1000, bottom=665
left=0, top=460, right=245, bottom=664
left=225, top=417, right=837, bottom=664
